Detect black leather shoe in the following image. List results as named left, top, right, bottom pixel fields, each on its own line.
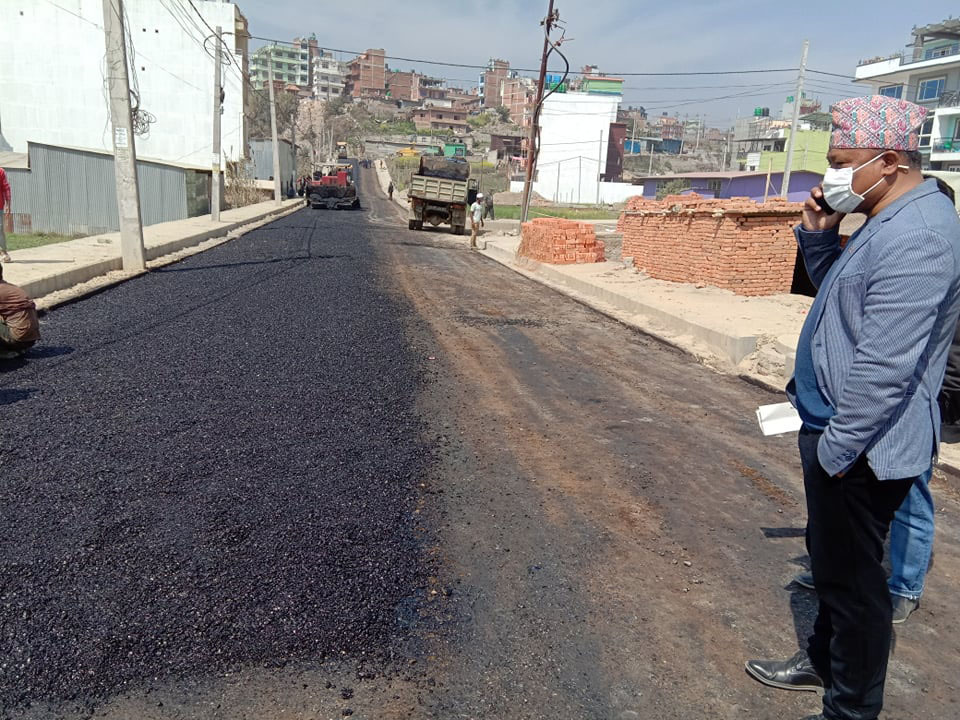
left=745, top=650, right=824, bottom=693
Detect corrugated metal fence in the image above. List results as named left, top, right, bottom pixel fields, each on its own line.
left=5, top=143, right=198, bottom=236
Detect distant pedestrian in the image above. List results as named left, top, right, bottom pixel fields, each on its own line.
left=0, top=264, right=39, bottom=358
left=388, top=181, right=394, bottom=200
left=0, top=166, right=11, bottom=263
left=746, top=95, right=960, bottom=720
left=470, top=193, right=484, bottom=248
left=484, top=192, right=495, bottom=220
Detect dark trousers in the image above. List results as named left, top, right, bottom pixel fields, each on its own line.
left=799, top=427, right=913, bottom=720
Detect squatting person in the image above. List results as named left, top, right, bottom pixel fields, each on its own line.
left=0, top=263, right=40, bottom=358
left=745, top=95, right=960, bottom=720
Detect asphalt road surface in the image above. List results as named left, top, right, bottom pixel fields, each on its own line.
left=1, top=169, right=959, bottom=719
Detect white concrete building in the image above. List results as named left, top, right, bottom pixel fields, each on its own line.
left=0, top=0, right=249, bottom=170
left=313, top=51, right=346, bottom=100
left=519, top=92, right=636, bottom=204
left=854, top=18, right=960, bottom=170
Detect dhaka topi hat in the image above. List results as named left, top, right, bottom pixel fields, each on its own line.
left=829, top=95, right=927, bottom=152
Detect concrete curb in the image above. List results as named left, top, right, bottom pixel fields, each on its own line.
left=20, top=201, right=304, bottom=302
left=480, top=239, right=759, bottom=367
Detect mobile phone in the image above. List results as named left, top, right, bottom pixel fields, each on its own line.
left=818, top=193, right=835, bottom=215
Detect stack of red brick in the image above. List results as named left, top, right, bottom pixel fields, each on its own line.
left=518, top=218, right=605, bottom=264
left=618, top=193, right=804, bottom=296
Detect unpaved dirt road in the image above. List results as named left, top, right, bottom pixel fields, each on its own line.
left=0, top=168, right=957, bottom=719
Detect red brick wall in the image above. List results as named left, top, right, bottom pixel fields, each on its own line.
left=619, top=194, right=803, bottom=296
left=518, top=218, right=605, bottom=265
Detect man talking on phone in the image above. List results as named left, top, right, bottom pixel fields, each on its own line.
left=745, top=95, right=960, bottom=720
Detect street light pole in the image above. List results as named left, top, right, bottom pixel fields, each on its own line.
left=782, top=39, right=809, bottom=199
left=211, top=25, right=222, bottom=221
left=268, top=54, right=282, bottom=205
left=102, top=0, right=145, bottom=271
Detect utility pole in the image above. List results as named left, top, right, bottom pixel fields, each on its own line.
left=520, top=0, right=556, bottom=224
left=781, top=39, right=809, bottom=199
left=268, top=54, right=282, bottom=205
left=648, top=148, right=654, bottom=175
left=596, top=130, right=603, bottom=205
left=290, top=109, right=296, bottom=192
left=211, top=25, right=222, bottom=222
left=102, top=0, right=145, bottom=271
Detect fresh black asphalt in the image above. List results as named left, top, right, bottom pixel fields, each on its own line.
left=0, top=208, right=434, bottom=711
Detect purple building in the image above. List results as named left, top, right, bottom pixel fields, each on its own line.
left=632, top=170, right=823, bottom=203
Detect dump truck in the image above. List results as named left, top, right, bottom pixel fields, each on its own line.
left=306, top=164, right=360, bottom=210
left=407, top=156, right=478, bottom=234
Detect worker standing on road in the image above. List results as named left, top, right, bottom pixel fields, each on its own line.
left=0, top=264, right=39, bottom=358
left=745, top=95, right=960, bottom=720
left=0, top=166, right=12, bottom=263
left=484, top=192, right=495, bottom=221
left=470, top=194, right=484, bottom=249
left=388, top=181, right=394, bottom=201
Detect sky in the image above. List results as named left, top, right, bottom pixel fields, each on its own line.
left=239, top=0, right=960, bottom=127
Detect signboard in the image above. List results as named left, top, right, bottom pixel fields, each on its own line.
left=114, top=127, right=129, bottom=149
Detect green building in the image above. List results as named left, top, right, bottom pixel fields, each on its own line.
left=759, top=129, right=830, bottom=175
left=580, top=76, right=624, bottom=96
left=249, top=37, right=314, bottom=91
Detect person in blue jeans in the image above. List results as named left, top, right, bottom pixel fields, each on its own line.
left=796, top=469, right=933, bottom=624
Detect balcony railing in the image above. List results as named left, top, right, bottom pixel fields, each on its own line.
left=940, top=90, right=960, bottom=108
left=933, top=140, right=960, bottom=153
left=858, top=43, right=960, bottom=69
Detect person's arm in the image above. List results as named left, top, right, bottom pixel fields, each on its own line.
left=796, top=185, right=843, bottom=288
left=818, top=228, right=955, bottom=476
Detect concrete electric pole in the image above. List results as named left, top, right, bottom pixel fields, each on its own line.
left=781, top=39, right=809, bottom=199
left=211, top=25, right=222, bottom=222
left=520, top=0, right=556, bottom=224
left=102, top=0, right=145, bottom=271
left=268, top=55, right=282, bottom=205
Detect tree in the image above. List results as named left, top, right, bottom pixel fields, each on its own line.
left=248, top=89, right=299, bottom=139
left=656, top=178, right=691, bottom=200
left=494, top=106, right=511, bottom=123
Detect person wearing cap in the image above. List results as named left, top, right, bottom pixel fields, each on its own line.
left=470, top=193, right=484, bottom=249
left=745, top=95, right=960, bottom=720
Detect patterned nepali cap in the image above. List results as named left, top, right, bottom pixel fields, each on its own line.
left=830, top=95, right=927, bottom=151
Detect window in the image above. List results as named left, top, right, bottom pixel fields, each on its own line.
left=879, top=85, right=903, bottom=99
left=917, top=77, right=945, bottom=102
left=706, top=179, right=722, bottom=194
left=919, top=117, right=934, bottom=148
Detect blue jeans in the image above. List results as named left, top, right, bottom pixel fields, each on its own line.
left=888, top=468, right=934, bottom=600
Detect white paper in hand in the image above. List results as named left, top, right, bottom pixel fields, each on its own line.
left=756, top=402, right=803, bottom=436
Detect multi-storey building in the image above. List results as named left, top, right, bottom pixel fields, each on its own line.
left=501, top=76, right=536, bottom=127
left=345, top=49, right=386, bottom=99
left=855, top=18, right=960, bottom=169
left=412, top=107, right=469, bottom=134
left=479, top=59, right=511, bottom=108
left=313, top=51, right=346, bottom=100
left=250, top=41, right=311, bottom=91
left=385, top=71, right=446, bottom=104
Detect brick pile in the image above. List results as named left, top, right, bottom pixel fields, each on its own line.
left=518, top=218, right=606, bottom=264
left=618, top=193, right=804, bottom=296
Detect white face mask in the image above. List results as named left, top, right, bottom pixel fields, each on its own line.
left=821, top=153, right=907, bottom=214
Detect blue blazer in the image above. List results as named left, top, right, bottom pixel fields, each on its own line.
left=791, top=179, right=960, bottom=480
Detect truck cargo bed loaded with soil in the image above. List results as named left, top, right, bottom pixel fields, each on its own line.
left=407, top=157, right=477, bottom=234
